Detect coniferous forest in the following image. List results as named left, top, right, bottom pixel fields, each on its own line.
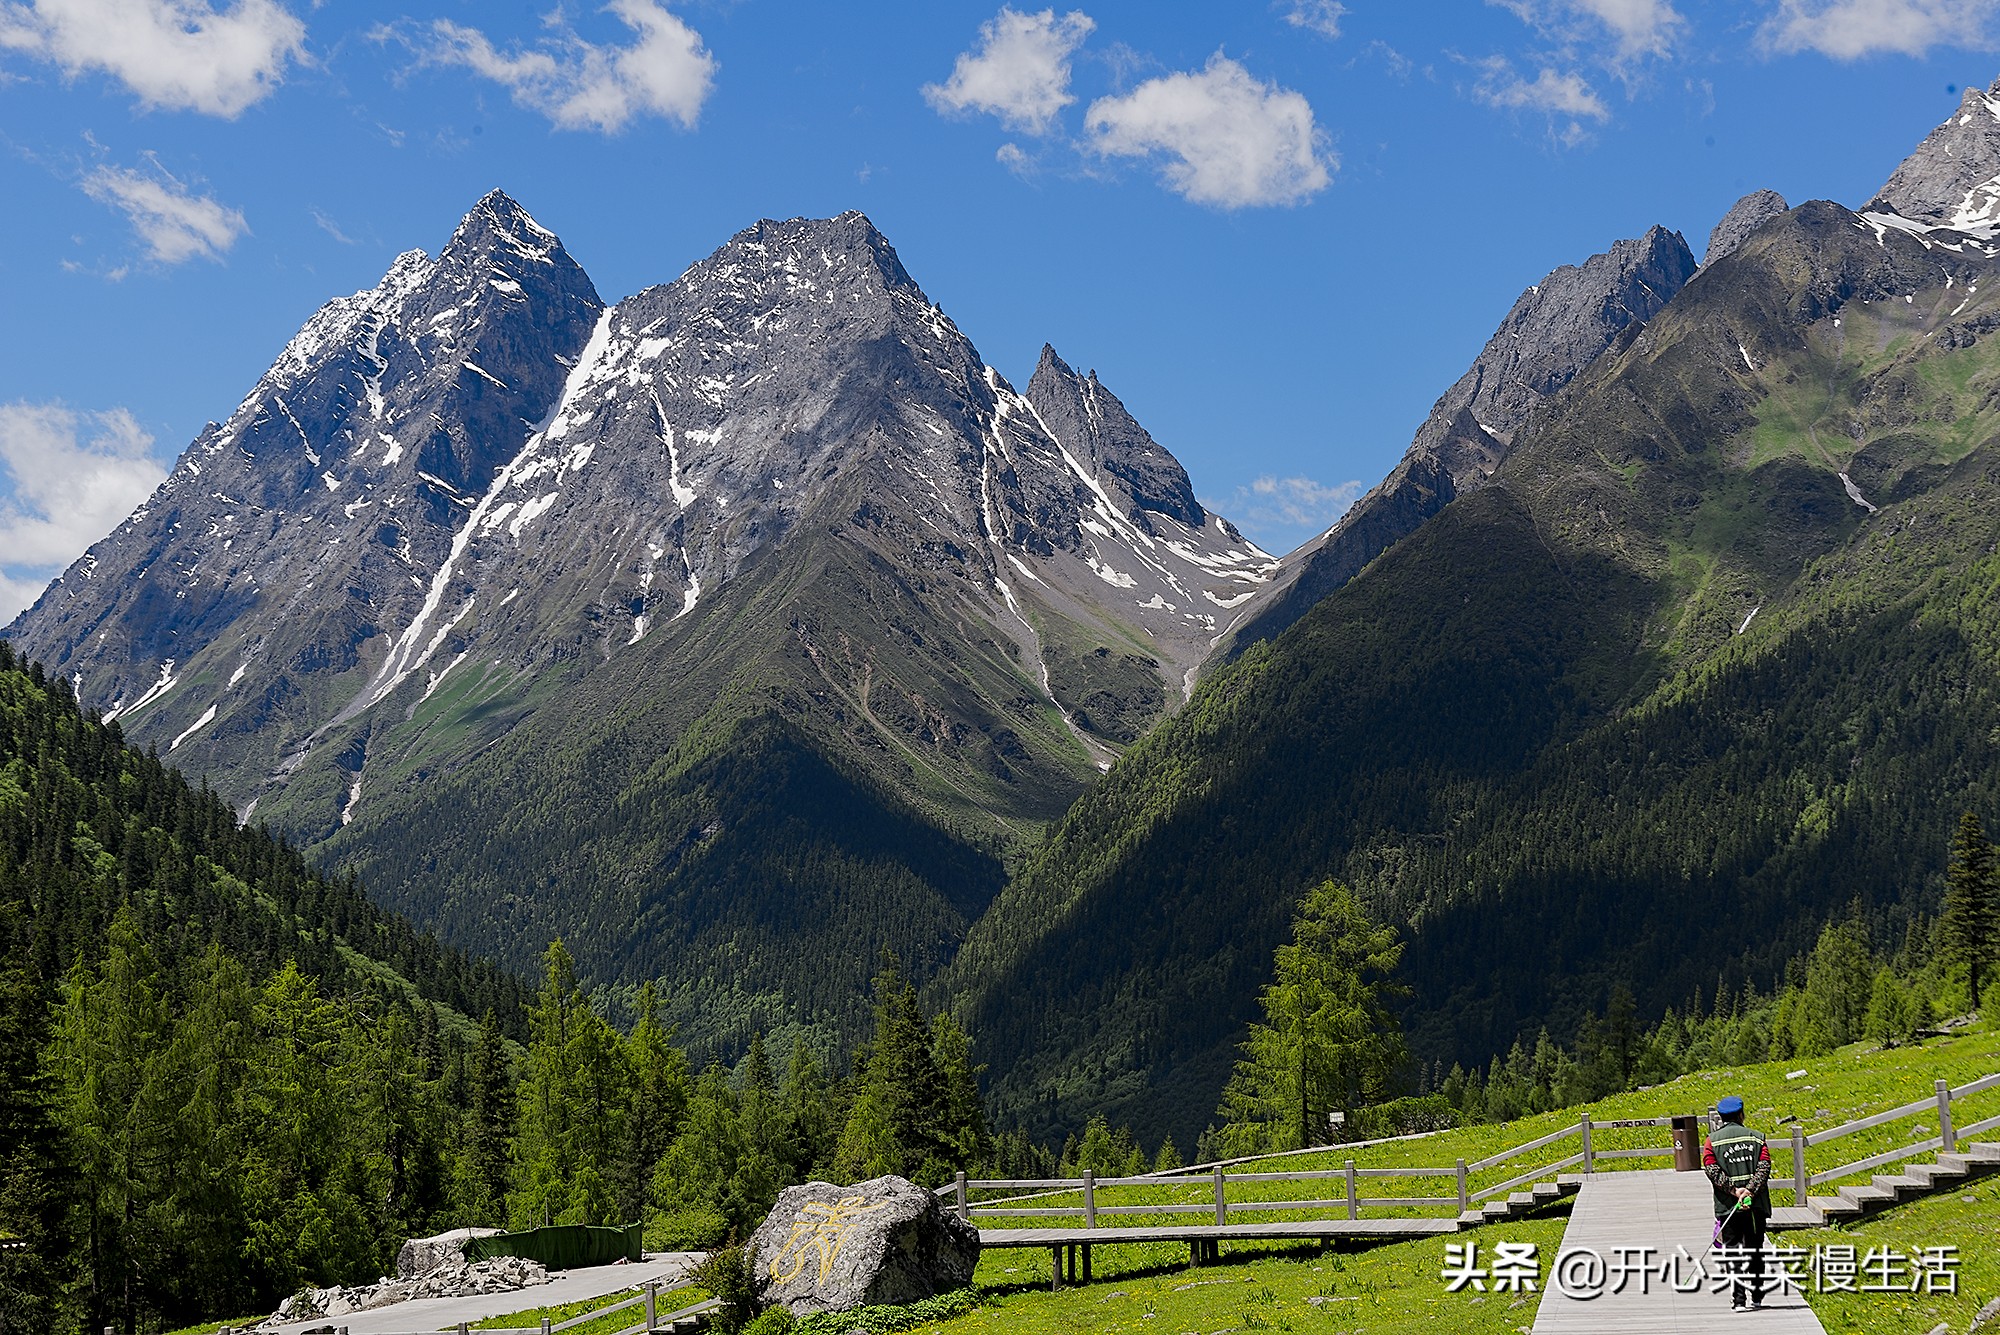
left=0, top=644, right=998, bottom=1332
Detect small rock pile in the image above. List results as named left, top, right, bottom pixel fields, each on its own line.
left=259, top=1253, right=552, bottom=1326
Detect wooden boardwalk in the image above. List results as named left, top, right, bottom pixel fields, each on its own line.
left=979, top=1219, right=1458, bottom=1247
left=1531, top=1171, right=1825, bottom=1333
left=981, top=1219, right=1458, bottom=1286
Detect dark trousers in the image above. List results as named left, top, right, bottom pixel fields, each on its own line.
left=1718, top=1209, right=1767, bottom=1303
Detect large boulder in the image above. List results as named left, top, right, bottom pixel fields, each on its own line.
left=749, top=1176, right=979, bottom=1315
left=394, top=1226, right=502, bottom=1279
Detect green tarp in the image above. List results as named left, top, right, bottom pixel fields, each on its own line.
left=465, top=1222, right=643, bottom=1269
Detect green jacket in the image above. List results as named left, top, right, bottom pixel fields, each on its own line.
left=1704, top=1122, right=1772, bottom=1218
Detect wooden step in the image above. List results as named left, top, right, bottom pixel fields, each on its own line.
left=1456, top=1209, right=1486, bottom=1227
left=1901, top=1161, right=1967, bottom=1189
left=1872, top=1173, right=1926, bottom=1198
left=1507, top=1191, right=1536, bottom=1211
left=1838, top=1184, right=1897, bottom=1211
left=1809, top=1194, right=1863, bottom=1219
left=1767, top=1206, right=1822, bottom=1230
left=1556, top=1175, right=1585, bottom=1190
left=1530, top=1181, right=1565, bottom=1203
left=1961, top=1142, right=2000, bottom=1165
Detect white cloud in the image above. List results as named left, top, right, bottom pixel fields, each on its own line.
left=0, top=571, right=50, bottom=624
left=81, top=163, right=246, bottom=264
left=923, top=6, right=1094, bottom=135
left=1760, top=0, right=1996, bottom=58
left=1281, top=0, right=1347, bottom=39
left=1473, top=58, right=1610, bottom=119
left=1206, top=475, right=1363, bottom=549
left=1368, top=40, right=1417, bottom=80
left=1085, top=54, right=1333, bottom=208
left=0, top=402, right=166, bottom=621
left=425, top=0, right=716, bottom=133
left=310, top=205, right=357, bottom=245
left=0, top=0, right=307, bottom=117
left=1495, top=0, right=1685, bottom=61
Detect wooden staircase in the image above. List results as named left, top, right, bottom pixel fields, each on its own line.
left=1775, top=1141, right=2000, bottom=1227
left=1456, top=1174, right=1582, bottom=1227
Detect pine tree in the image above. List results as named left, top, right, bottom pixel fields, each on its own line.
left=833, top=957, right=952, bottom=1183
left=1599, top=984, right=1641, bottom=1091
left=776, top=1041, right=835, bottom=1182
left=166, top=944, right=257, bottom=1308
left=1940, top=811, right=1999, bottom=1012
left=49, top=908, right=179, bottom=1335
left=456, top=1011, right=516, bottom=1226
left=929, top=1013, right=988, bottom=1172
left=0, top=901, right=78, bottom=1335
left=1864, top=967, right=1912, bottom=1048
left=617, top=985, right=689, bottom=1222
left=1216, top=881, right=1407, bottom=1153
left=1789, top=920, right=1873, bottom=1056
left=510, top=940, right=633, bottom=1227
left=242, top=961, right=370, bottom=1294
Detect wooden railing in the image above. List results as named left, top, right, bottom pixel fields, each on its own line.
left=942, top=1113, right=1680, bottom=1228
left=943, top=1068, right=2000, bottom=1226
left=1770, top=1071, right=2000, bottom=1203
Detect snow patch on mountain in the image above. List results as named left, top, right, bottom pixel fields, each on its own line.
left=170, top=704, right=217, bottom=751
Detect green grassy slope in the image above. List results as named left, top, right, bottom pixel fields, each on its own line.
left=947, top=200, right=2000, bottom=1151
left=1801, top=1170, right=2000, bottom=1334
left=925, top=1024, right=1998, bottom=1335
left=954, top=1023, right=2000, bottom=1241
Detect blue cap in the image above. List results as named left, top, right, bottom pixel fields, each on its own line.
left=1717, top=1095, right=1744, bottom=1116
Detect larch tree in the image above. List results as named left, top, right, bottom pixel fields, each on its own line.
left=1218, top=881, right=1407, bottom=1154
left=1941, top=811, right=1998, bottom=1012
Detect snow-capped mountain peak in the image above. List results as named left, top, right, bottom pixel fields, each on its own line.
left=7, top=198, right=1272, bottom=835
left=1871, top=77, right=2000, bottom=233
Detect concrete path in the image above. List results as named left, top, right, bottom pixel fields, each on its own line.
left=265, top=1253, right=701, bottom=1335
left=1531, top=1171, right=1824, bottom=1333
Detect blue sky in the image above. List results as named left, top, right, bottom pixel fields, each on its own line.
left=1, top=0, right=1996, bottom=618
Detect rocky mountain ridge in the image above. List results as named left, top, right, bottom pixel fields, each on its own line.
left=8, top=198, right=1273, bottom=833
left=1872, top=75, right=2000, bottom=231
left=1219, top=222, right=1698, bottom=655
left=3, top=194, right=1277, bottom=1050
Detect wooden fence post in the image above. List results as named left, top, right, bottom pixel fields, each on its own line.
left=1938, top=1079, right=1956, bottom=1154
left=1344, top=1159, right=1358, bottom=1221
left=1456, top=1158, right=1469, bottom=1212
left=955, top=1170, right=969, bottom=1222
left=646, top=1278, right=658, bottom=1331
left=1580, top=1116, right=1594, bottom=1173
left=1082, top=1167, right=1096, bottom=1282
left=1213, top=1165, right=1227, bottom=1225
left=1791, top=1124, right=1807, bottom=1204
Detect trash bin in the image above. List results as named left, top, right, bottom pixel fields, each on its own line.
left=1670, top=1114, right=1703, bottom=1172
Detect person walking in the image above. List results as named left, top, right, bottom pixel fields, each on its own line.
left=1703, top=1094, right=1773, bottom=1310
